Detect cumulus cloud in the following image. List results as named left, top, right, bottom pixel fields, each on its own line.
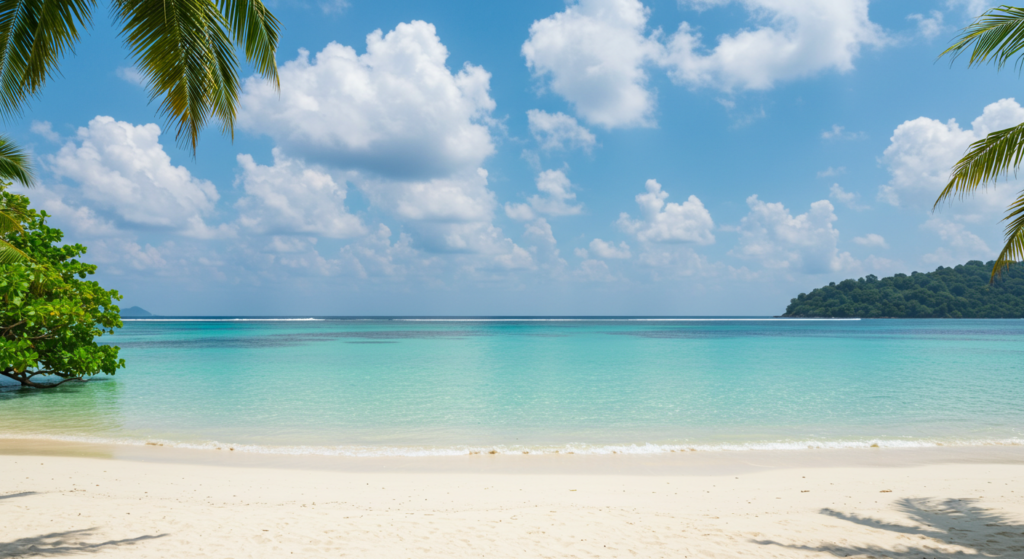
left=522, top=0, right=663, bottom=128
left=665, top=0, right=888, bottom=91
left=921, top=217, right=993, bottom=264
left=946, top=0, right=995, bottom=18
left=238, top=20, right=496, bottom=180
left=908, top=11, right=945, bottom=40
left=879, top=98, right=1023, bottom=216
left=617, top=179, right=715, bottom=244
left=30, top=120, right=60, bottom=142
left=817, top=166, right=845, bottom=178
left=505, top=169, right=583, bottom=221
left=853, top=233, right=888, bottom=248
left=235, top=149, right=365, bottom=238
left=829, top=184, right=868, bottom=210
left=732, top=195, right=856, bottom=274
left=47, top=116, right=226, bottom=237
left=522, top=0, right=886, bottom=128
left=589, top=238, right=631, bottom=259
left=527, top=109, right=597, bottom=151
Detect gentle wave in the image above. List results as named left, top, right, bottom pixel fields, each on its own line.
left=2, top=433, right=1018, bottom=457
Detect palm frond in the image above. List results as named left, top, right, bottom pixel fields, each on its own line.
left=113, top=0, right=238, bottom=153
left=0, top=0, right=95, bottom=120
left=0, top=133, right=32, bottom=184
left=217, top=0, right=278, bottom=87
left=935, top=122, right=1024, bottom=209
left=941, top=5, right=1024, bottom=71
left=0, top=206, right=24, bottom=234
left=992, top=190, right=1024, bottom=280
left=0, top=237, right=28, bottom=263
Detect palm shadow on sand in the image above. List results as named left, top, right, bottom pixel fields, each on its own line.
left=0, top=528, right=167, bottom=557
left=756, top=497, right=1024, bottom=558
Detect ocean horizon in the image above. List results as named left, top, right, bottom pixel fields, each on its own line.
left=3, top=317, right=1022, bottom=457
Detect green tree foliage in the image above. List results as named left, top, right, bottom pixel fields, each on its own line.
left=783, top=261, right=1024, bottom=318
left=0, top=182, right=123, bottom=388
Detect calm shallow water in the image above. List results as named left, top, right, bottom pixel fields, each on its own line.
left=1, top=318, right=1022, bottom=456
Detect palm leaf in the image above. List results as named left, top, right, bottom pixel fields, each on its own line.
left=0, top=237, right=28, bottom=263
left=992, top=191, right=1024, bottom=279
left=0, top=0, right=95, bottom=120
left=941, top=6, right=1024, bottom=71
left=113, top=0, right=234, bottom=152
left=113, top=0, right=277, bottom=152
left=935, top=122, right=1024, bottom=208
left=0, top=133, right=32, bottom=184
left=0, top=206, right=23, bottom=234
left=217, top=0, right=278, bottom=87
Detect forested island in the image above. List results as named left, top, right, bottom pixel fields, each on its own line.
left=783, top=261, right=1024, bottom=318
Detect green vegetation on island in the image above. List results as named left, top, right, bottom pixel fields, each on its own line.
left=783, top=261, right=1024, bottom=318
left=0, top=183, right=124, bottom=388
left=120, top=306, right=153, bottom=318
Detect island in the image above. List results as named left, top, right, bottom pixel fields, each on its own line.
left=783, top=260, right=1024, bottom=318
left=119, top=306, right=153, bottom=317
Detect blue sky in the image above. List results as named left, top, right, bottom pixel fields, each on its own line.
left=8, top=0, right=1021, bottom=315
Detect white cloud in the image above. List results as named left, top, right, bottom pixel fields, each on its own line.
left=574, top=247, right=589, bottom=258
left=47, top=116, right=226, bottom=237
left=524, top=218, right=557, bottom=245
left=921, top=217, right=993, bottom=264
left=946, top=0, right=995, bottom=18
left=505, top=169, right=583, bottom=220
left=238, top=20, right=496, bottom=180
left=589, top=238, right=631, bottom=259
left=522, top=0, right=663, bottom=128
left=617, top=179, right=715, bottom=244
left=829, top=184, right=868, bottom=210
left=879, top=98, right=1023, bottom=216
left=665, top=0, right=888, bottom=91
left=235, top=150, right=365, bottom=238
left=575, top=258, right=615, bottom=281
left=732, top=195, right=857, bottom=274
left=908, top=11, right=945, bottom=40
left=527, top=109, right=597, bottom=151
left=853, top=233, right=888, bottom=248
left=116, top=66, right=145, bottom=86
left=30, top=120, right=59, bottom=142
left=362, top=168, right=496, bottom=223
left=821, top=124, right=864, bottom=140
left=817, top=166, right=845, bottom=178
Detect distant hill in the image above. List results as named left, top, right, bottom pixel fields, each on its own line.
left=120, top=306, right=153, bottom=317
left=783, top=260, right=1024, bottom=318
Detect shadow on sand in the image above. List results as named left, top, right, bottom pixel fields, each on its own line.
left=0, top=528, right=166, bottom=557
left=756, top=497, right=1024, bottom=558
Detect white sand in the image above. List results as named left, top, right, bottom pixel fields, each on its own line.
left=2, top=444, right=1024, bottom=558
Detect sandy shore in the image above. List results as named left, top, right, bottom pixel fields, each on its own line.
left=2, top=442, right=1024, bottom=558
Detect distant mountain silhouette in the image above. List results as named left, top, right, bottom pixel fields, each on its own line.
left=120, top=306, right=153, bottom=317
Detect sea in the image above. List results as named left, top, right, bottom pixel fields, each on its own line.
left=1, top=318, right=1022, bottom=457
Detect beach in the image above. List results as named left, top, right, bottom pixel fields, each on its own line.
left=3, top=441, right=1024, bottom=558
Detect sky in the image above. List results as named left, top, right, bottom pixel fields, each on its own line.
left=7, top=0, right=1022, bottom=316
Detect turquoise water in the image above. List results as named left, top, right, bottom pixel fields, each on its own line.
left=1, top=318, right=1023, bottom=456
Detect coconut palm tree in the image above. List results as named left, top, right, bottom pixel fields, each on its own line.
left=0, top=0, right=280, bottom=153
left=938, top=5, right=1024, bottom=279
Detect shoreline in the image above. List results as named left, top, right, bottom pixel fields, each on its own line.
left=4, top=436, right=1024, bottom=474
left=3, top=442, right=1023, bottom=557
